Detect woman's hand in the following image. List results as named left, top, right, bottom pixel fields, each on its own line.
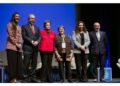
left=66, top=57, right=72, bottom=62
left=16, top=43, right=21, bottom=48
left=57, top=54, right=63, bottom=61
left=80, top=45, right=86, bottom=51
left=58, top=57, right=63, bottom=62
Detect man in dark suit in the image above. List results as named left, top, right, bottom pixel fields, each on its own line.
left=89, top=22, right=107, bottom=82
left=22, top=14, right=40, bottom=82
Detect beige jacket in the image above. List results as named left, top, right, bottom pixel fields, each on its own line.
left=72, top=31, right=90, bottom=54
left=6, top=23, right=23, bottom=52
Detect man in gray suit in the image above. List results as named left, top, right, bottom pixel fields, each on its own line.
left=22, top=14, right=40, bottom=82
left=89, top=22, right=107, bottom=82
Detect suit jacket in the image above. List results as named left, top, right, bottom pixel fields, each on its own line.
left=6, top=22, right=23, bottom=52
left=72, top=31, right=90, bottom=54
left=54, top=34, right=73, bottom=57
left=89, top=31, right=107, bottom=55
left=22, top=24, right=40, bottom=54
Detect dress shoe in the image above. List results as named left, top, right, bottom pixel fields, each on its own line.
left=31, top=78, right=41, bottom=83
left=100, top=79, right=105, bottom=82
left=68, top=79, right=72, bottom=83
left=10, top=79, right=17, bottom=83
left=60, top=79, right=64, bottom=82
left=82, top=79, right=88, bottom=82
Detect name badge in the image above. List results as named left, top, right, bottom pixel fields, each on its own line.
left=62, top=43, right=66, bottom=48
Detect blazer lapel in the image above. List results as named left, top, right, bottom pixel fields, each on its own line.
left=94, top=31, right=99, bottom=42
left=100, top=31, right=103, bottom=42
left=34, top=26, right=38, bottom=34
left=27, top=24, right=33, bottom=35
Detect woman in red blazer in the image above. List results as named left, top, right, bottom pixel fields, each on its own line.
left=39, top=20, right=56, bottom=82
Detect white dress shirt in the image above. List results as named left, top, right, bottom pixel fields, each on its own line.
left=96, top=31, right=101, bottom=41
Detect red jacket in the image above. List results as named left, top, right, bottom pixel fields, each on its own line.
left=39, top=29, right=56, bottom=52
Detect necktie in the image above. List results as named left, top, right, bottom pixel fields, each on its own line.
left=31, top=26, right=35, bottom=34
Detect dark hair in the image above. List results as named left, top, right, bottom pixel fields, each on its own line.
left=58, top=25, right=64, bottom=32
left=43, top=20, right=51, bottom=28
left=10, top=12, right=19, bottom=36
left=10, top=12, right=19, bottom=22
left=75, top=21, right=87, bottom=34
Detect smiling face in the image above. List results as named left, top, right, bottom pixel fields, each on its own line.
left=78, top=22, right=84, bottom=31
left=94, top=22, right=100, bottom=32
left=14, top=14, right=20, bottom=23
left=58, top=26, right=65, bottom=35
left=45, top=22, right=51, bottom=30
left=28, top=14, right=35, bottom=25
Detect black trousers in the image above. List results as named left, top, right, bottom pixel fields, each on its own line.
left=40, top=51, right=53, bottom=82
left=23, top=49, right=38, bottom=76
left=6, top=49, right=23, bottom=81
left=92, top=54, right=105, bottom=79
left=74, top=53, right=88, bottom=81
left=58, top=53, right=72, bottom=81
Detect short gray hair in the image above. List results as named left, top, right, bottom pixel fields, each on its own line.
left=28, top=14, right=35, bottom=19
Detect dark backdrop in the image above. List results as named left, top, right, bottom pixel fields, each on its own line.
left=76, top=4, right=120, bottom=78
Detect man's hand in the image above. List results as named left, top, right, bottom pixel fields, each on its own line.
left=31, top=40, right=34, bottom=45
left=33, top=41, right=39, bottom=46
left=31, top=40, right=39, bottom=46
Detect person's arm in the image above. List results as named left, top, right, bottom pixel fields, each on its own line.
left=33, top=27, right=40, bottom=46
left=104, top=32, right=107, bottom=48
left=69, top=36, right=73, bottom=58
left=17, top=26, right=23, bottom=44
left=54, top=48, right=61, bottom=59
left=22, top=25, right=33, bottom=44
left=69, top=50, right=73, bottom=58
left=66, top=36, right=73, bottom=61
left=54, top=36, right=61, bottom=59
left=7, top=23, right=16, bottom=45
left=16, top=26, right=23, bottom=49
left=84, top=32, right=91, bottom=48
left=36, top=27, right=40, bottom=43
left=72, top=31, right=82, bottom=48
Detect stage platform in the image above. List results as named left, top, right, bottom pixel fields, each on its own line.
left=2, top=79, right=120, bottom=83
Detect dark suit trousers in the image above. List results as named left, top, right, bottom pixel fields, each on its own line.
left=58, top=53, right=72, bottom=81
left=92, top=54, right=105, bottom=79
left=74, top=52, right=88, bottom=81
left=6, top=49, right=23, bottom=81
left=40, top=51, right=53, bottom=82
left=23, top=48, right=38, bottom=76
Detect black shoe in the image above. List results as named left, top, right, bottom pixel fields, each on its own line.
left=16, top=80, right=22, bottom=83
left=60, top=80, right=64, bottom=82
left=82, top=79, right=88, bottom=82
left=68, top=79, right=72, bottom=83
left=23, top=74, right=28, bottom=79
left=31, top=78, right=41, bottom=83
left=78, top=79, right=83, bottom=82
left=100, top=79, right=105, bottom=82
left=47, top=81, right=53, bottom=83
left=21, top=78, right=31, bottom=83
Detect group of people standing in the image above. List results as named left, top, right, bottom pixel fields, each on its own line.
left=6, top=12, right=107, bottom=83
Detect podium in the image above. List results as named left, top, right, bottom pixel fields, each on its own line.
left=97, top=67, right=112, bottom=81
left=104, top=68, right=112, bottom=81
